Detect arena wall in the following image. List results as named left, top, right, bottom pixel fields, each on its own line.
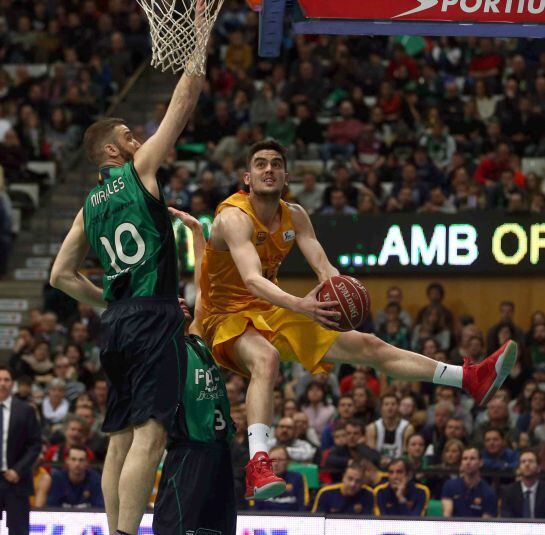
left=280, top=276, right=545, bottom=332
left=15, top=510, right=545, bottom=535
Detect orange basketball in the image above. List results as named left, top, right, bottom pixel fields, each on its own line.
left=246, top=0, right=263, bottom=11
left=317, top=275, right=371, bottom=332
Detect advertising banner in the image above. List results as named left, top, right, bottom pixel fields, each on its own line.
left=280, top=213, right=545, bottom=276
left=298, top=0, right=545, bottom=24
left=5, top=512, right=545, bottom=535
left=325, top=517, right=545, bottom=535
left=176, top=213, right=545, bottom=276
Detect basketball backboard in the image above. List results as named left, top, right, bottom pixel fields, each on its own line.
left=258, top=0, right=545, bottom=57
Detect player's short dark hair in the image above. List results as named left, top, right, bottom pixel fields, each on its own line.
left=500, top=300, right=515, bottom=309
left=83, top=117, right=125, bottom=166
left=246, top=138, right=287, bottom=170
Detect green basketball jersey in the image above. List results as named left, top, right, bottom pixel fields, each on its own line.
left=83, top=162, right=178, bottom=302
left=176, top=334, right=235, bottom=444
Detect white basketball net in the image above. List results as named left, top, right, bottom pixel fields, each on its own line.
left=136, top=0, right=224, bottom=75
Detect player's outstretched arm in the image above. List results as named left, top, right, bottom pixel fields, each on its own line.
left=168, top=208, right=205, bottom=336
left=133, top=71, right=203, bottom=192
left=133, top=0, right=209, bottom=193
left=50, top=210, right=107, bottom=308
left=290, top=204, right=339, bottom=282
left=220, top=208, right=340, bottom=329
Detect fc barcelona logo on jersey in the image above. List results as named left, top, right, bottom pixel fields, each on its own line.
left=256, top=231, right=267, bottom=244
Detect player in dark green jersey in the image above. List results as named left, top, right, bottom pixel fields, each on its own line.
left=49, top=4, right=212, bottom=534
left=154, top=209, right=236, bottom=535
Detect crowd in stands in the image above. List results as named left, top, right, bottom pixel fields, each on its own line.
left=154, top=12, right=545, bottom=218
left=0, top=0, right=148, bottom=172
left=3, top=2, right=545, bottom=274
left=2, top=0, right=545, bottom=519
left=5, top=282, right=545, bottom=515
left=0, top=0, right=150, bottom=275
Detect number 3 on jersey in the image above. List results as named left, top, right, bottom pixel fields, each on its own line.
left=100, top=222, right=146, bottom=273
left=214, top=409, right=226, bottom=431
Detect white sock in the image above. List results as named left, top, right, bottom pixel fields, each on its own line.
left=433, top=363, right=463, bottom=388
left=248, top=423, right=271, bottom=458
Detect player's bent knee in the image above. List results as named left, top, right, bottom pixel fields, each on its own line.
left=134, top=421, right=167, bottom=453
left=251, top=346, right=280, bottom=380
left=359, top=333, right=387, bottom=361
left=107, top=442, right=130, bottom=460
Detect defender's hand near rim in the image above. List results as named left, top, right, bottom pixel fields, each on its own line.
left=168, top=207, right=202, bottom=231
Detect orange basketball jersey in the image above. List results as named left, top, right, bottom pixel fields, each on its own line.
left=201, top=191, right=296, bottom=317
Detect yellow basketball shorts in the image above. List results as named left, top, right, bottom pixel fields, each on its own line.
left=202, top=306, right=342, bottom=377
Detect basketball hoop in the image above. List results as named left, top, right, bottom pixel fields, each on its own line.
left=136, top=0, right=223, bottom=75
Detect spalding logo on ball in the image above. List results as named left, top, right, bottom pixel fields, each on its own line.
left=318, top=275, right=371, bottom=332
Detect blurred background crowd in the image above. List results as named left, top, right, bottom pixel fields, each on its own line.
left=5, top=281, right=545, bottom=514
left=1, top=0, right=545, bottom=518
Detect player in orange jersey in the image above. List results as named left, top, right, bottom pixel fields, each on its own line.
left=171, top=139, right=517, bottom=501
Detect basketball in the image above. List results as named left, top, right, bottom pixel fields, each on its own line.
left=317, top=276, right=371, bottom=332
left=246, top=0, right=263, bottom=11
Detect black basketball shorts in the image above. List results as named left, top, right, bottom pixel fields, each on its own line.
left=99, top=297, right=187, bottom=434
left=153, top=441, right=237, bottom=535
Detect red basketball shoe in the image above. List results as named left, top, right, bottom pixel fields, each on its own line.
left=245, top=451, right=286, bottom=500
left=462, top=340, right=518, bottom=406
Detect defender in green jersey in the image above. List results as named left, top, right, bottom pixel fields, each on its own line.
left=154, top=210, right=236, bottom=535
left=49, top=5, right=212, bottom=534
left=83, top=160, right=179, bottom=302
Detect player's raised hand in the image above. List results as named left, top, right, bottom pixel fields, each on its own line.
left=194, top=0, right=207, bottom=35
left=195, top=0, right=206, bottom=17
left=296, top=281, right=341, bottom=330
left=168, top=207, right=202, bottom=231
